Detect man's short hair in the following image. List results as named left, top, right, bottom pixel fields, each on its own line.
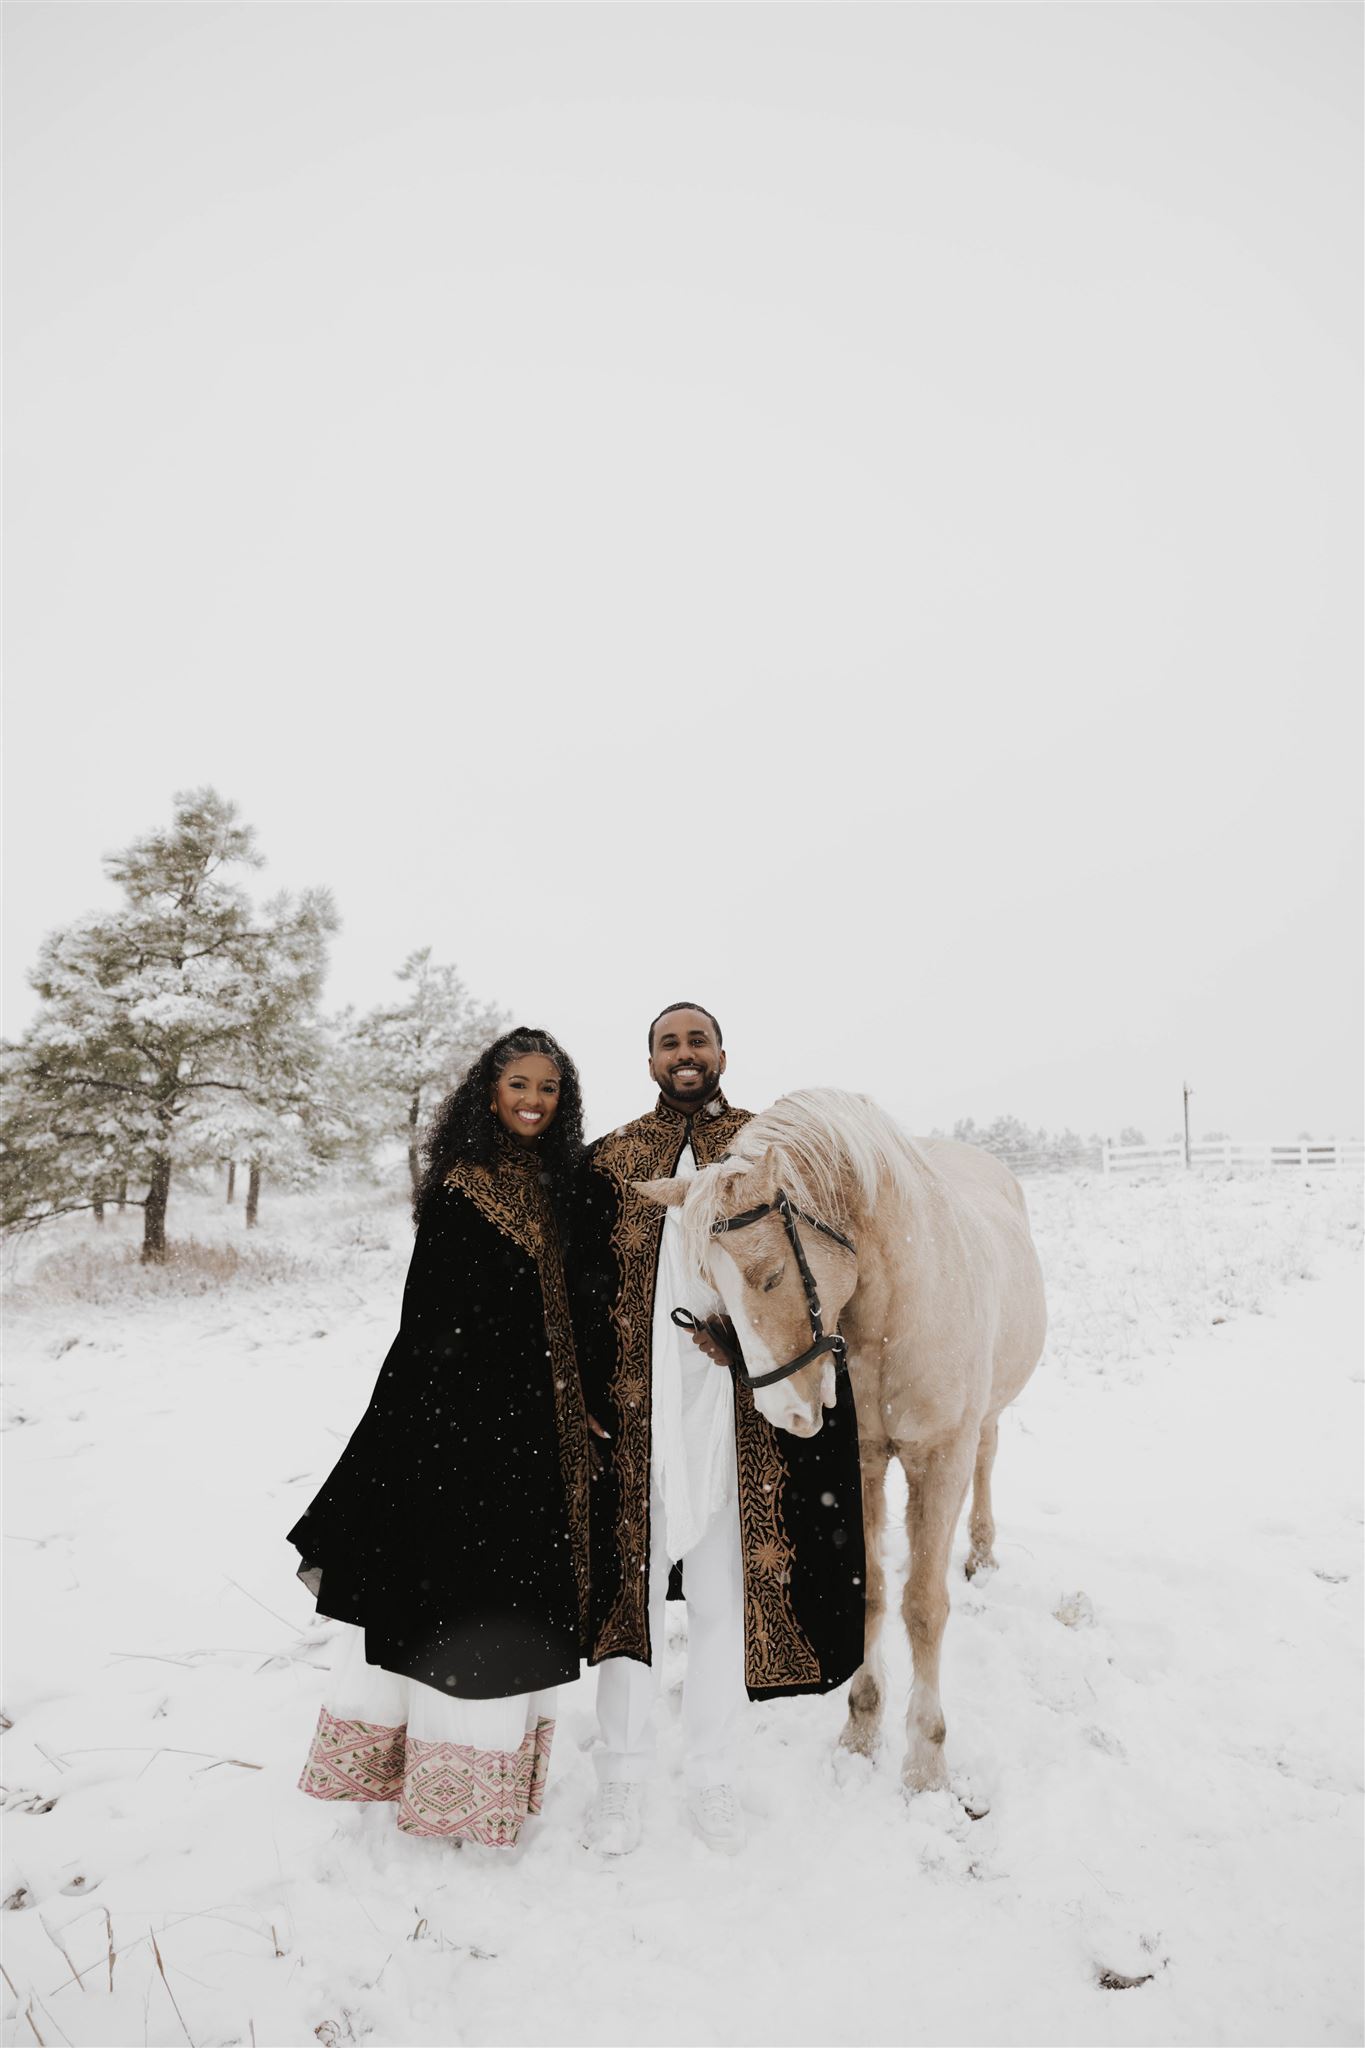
left=648, top=1001, right=724, bottom=1052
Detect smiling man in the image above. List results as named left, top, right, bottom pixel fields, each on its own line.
left=572, top=1003, right=864, bottom=1857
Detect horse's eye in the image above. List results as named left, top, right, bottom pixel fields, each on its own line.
left=762, top=1267, right=784, bottom=1293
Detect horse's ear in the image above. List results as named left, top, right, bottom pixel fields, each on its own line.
left=635, top=1176, right=688, bottom=1208
left=741, top=1146, right=779, bottom=1200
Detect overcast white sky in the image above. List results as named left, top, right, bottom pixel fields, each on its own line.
left=6, top=3, right=1361, bottom=1143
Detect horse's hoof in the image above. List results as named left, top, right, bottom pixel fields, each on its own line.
left=901, top=1759, right=950, bottom=1796
left=830, top=1745, right=874, bottom=1790
left=964, top=1551, right=997, bottom=1581
left=837, top=1723, right=881, bottom=1761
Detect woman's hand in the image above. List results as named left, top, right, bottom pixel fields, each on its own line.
left=587, top=1412, right=611, bottom=1477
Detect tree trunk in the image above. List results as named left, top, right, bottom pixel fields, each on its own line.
left=117, top=1177, right=128, bottom=1213
left=408, top=1091, right=422, bottom=1197
left=143, top=1154, right=171, bottom=1264
left=245, top=1160, right=261, bottom=1229
left=92, top=1193, right=105, bottom=1225
left=226, top=1160, right=236, bottom=1203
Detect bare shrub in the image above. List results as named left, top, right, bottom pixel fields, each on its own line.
left=9, top=1235, right=311, bottom=1309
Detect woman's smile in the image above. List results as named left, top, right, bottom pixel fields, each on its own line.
left=491, top=1053, right=562, bottom=1143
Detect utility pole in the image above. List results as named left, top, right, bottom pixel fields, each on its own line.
left=1183, top=1081, right=1193, bottom=1169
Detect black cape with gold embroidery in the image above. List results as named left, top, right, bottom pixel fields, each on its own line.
left=287, top=1136, right=589, bottom=1699
left=572, top=1094, right=865, bottom=1701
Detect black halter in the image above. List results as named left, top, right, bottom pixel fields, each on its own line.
left=672, top=1187, right=856, bottom=1391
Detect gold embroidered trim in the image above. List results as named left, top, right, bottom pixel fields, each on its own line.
left=732, top=1381, right=822, bottom=1689
left=586, top=1115, right=680, bottom=1660
left=442, top=1157, right=589, bottom=1642
left=538, top=1222, right=590, bottom=1642
left=443, top=1155, right=543, bottom=1262
left=688, top=1101, right=755, bottom=1168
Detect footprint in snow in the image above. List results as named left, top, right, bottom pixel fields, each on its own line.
left=1084, top=1725, right=1127, bottom=1759
left=1084, top=1909, right=1166, bottom=1990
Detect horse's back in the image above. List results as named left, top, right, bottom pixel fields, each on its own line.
left=914, top=1136, right=1030, bottom=1225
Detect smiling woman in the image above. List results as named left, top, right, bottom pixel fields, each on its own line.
left=491, top=1050, right=563, bottom=1142
left=287, top=1028, right=593, bottom=1848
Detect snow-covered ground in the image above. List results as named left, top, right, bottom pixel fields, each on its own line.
left=3, top=1168, right=1361, bottom=2048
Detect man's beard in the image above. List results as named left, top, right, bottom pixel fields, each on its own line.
left=656, top=1064, right=721, bottom=1110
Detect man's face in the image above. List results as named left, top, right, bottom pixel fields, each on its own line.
left=648, top=1009, right=727, bottom=1110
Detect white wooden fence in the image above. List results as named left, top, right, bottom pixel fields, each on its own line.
left=1102, top=1138, right=1365, bottom=1175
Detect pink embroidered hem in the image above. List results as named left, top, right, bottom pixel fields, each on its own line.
left=299, top=1706, right=555, bottom=1846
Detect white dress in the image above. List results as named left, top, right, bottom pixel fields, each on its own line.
left=300, top=1623, right=558, bottom=1846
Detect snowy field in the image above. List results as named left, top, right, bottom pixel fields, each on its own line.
left=3, top=1167, right=1362, bottom=2048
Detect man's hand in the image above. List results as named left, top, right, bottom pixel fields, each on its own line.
left=687, top=1316, right=739, bottom=1370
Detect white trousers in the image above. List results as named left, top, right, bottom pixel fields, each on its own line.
left=594, top=1481, right=747, bottom=1790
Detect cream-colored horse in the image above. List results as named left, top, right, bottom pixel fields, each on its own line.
left=640, top=1089, right=1046, bottom=1794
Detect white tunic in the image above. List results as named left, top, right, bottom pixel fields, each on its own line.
left=649, top=1142, right=739, bottom=1561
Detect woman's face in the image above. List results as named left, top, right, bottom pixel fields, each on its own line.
left=491, top=1052, right=562, bottom=1144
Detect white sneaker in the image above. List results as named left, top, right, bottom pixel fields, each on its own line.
left=583, top=1780, right=643, bottom=1856
left=688, top=1782, right=745, bottom=1855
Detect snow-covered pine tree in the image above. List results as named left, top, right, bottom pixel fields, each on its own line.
left=349, top=948, right=510, bottom=1197
left=1041, top=1126, right=1099, bottom=1172
left=185, top=896, right=345, bottom=1226
left=975, top=1113, right=1036, bottom=1169
left=2, top=789, right=336, bottom=1261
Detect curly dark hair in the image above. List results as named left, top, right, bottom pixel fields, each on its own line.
left=414, top=1027, right=586, bottom=1237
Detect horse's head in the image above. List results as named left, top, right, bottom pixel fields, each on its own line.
left=638, top=1147, right=858, bottom=1438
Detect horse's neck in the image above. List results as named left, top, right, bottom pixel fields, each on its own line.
left=844, top=1163, right=941, bottom=1323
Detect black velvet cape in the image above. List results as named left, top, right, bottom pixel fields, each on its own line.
left=572, top=1094, right=866, bottom=1702
left=287, top=1137, right=589, bottom=1700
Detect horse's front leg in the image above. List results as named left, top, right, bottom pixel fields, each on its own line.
left=838, top=1438, right=891, bottom=1758
left=899, top=1429, right=977, bottom=1792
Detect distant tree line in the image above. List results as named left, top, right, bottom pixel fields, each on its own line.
left=933, top=1115, right=1107, bottom=1176
left=1, top=788, right=509, bottom=1262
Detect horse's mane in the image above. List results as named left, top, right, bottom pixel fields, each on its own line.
left=683, top=1088, right=925, bottom=1268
